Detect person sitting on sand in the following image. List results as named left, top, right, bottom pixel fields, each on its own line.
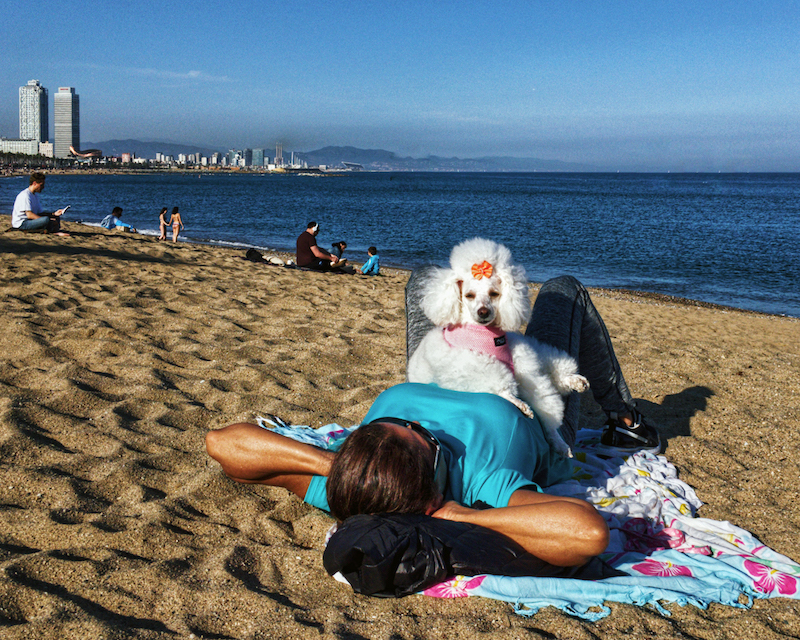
left=296, top=222, right=346, bottom=270
left=158, top=207, right=168, bottom=241
left=100, top=207, right=137, bottom=232
left=206, top=272, right=660, bottom=567
left=168, top=207, right=184, bottom=242
left=11, top=172, right=69, bottom=236
left=358, top=246, right=380, bottom=275
left=331, top=241, right=347, bottom=260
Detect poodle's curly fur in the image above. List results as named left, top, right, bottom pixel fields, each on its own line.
left=407, top=238, right=588, bottom=458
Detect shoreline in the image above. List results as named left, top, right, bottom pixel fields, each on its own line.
left=1, top=224, right=799, bottom=638
left=3, top=172, right=796, bottom=320
left=7, top=215, right=796, bottom=321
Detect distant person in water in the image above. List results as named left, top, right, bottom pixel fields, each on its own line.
left=296, top=222, right=346, bottom=270
left=331, top=241, right=347, bottom=260
left=101, top=207, right=136, bottom=232
left=359, top=246, right=380, bottom=275
left=158, top=207, right=168, bottom=240
left=168, top=207, right=184, bottom=242
left=11, top=172, right=69, bottom=236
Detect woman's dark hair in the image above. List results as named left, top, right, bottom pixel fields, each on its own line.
left=160, top=207, right=168, bottom=214
left=172, top=206, right=179, bottom=214
left=332, top=241, right=346, bottom=250
left=326, top=422, right=439, bottom=521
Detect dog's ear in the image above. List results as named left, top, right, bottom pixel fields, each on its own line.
left=421, top=268, right=463, bottom=325
left=495, top=264, right=531, bottom=330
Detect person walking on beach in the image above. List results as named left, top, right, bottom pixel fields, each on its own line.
left=296, top=222, right=346, bottom=270
left=11, top=172, right=70, bottom=236
left=359, top=246, right=380, bottom=275
left=158, top=207, right=168, bottom=240
left=168, top=207, right=184, bottom=242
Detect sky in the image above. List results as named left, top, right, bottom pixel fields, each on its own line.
left=3, top=1, right=800, bottom=171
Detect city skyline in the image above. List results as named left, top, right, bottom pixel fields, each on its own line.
left=2, top=2, right=800, bottom=172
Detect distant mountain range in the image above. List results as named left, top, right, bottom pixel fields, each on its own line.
left=295, top=146, right=598, bottom=172
left=84, top=139, right=598, bottom=172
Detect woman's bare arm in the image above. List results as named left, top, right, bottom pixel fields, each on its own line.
left=205, top=422, right=334, bottom=499
left=431, top=488, right=609, bottom=566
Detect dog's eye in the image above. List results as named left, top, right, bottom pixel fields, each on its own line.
left=465, top=292, right=476, bottom=300
left=489, top=290, right=500, bottom=298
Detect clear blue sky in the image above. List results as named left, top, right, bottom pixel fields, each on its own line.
left=3, top=1, right=799, bottom=171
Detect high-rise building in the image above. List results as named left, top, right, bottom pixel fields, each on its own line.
left=252, top=148, right=265, bottom=167
left=54, top=87, right=80, bottom=158
left=19, top=80, right=49, bottom=143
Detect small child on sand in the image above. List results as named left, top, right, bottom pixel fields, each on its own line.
left=158, top=207, right=168, bottom=240
left=359, top=246, right=380, bottom=275
left=168, top=207, right=184, bottom=242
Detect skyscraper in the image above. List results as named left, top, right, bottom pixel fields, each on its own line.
left=19, top=79, right=48, bottom=142
left=54, top=87, right=80, bottom=158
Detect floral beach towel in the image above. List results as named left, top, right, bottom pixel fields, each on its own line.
left=259, top=418, right=800, bottom=619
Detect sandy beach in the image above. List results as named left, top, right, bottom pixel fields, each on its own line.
left=1, top=218, right=799, bottom=639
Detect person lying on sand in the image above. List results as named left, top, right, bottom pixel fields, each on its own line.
left=206, top=272, right=660, bottom=566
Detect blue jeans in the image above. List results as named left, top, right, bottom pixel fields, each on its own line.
left=17, top=216, right=51, bottom=231
left=405, top=269, right=635, bottom=447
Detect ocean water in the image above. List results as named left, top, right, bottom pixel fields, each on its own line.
left=2, top=171, right=799, bottom=317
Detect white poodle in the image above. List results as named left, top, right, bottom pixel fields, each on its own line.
left=406, top=237, right=589, bottom=458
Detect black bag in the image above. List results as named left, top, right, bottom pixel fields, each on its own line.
left=245, top=248, right=265, bottom=262
left=323, top=513, right=624, bottom=597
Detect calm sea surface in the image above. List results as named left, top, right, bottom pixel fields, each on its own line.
left=3, top=172, right=799, bottom=317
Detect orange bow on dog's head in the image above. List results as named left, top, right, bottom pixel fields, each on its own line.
left=471, top=260, right=493, bottom=279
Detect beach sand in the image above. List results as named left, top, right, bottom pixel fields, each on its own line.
left=1, top=218, right=799, bottom=639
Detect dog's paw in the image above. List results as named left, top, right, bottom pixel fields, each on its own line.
left=550, top=435, right=574, bottom=459
left=508, top=396, right=535, bottom=418
left=564, top=374, right=590, bottom=392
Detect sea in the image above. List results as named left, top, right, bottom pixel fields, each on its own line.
left=2, top=171, right=799, bottom=318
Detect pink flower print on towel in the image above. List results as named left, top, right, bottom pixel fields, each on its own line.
left=423, top=575, right=486, bottom=598
left=744, top=560, right=798, bottom=595
left=632, top=558, right=693, bottom=578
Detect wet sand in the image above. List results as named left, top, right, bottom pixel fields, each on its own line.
left=1, top=218, right=798, bottom=639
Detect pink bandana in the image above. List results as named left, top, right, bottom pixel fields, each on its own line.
left=442, top=324, right=514, bottom=373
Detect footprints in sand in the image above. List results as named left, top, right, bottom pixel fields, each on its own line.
left=0, top=236, right=414, bottom=636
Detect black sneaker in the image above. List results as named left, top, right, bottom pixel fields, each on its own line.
left=600, top=408, right=662, bottom=455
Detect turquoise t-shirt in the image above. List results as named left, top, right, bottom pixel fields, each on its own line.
left=361, top=254, right=380, bottom=275
left=303, top=383, right=572, bottom=512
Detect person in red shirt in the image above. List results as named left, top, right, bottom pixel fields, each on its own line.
left=296, top=222, right=346, bottom=270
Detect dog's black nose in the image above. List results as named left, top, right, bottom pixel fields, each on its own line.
left=477, top=306, right=490, bottom=319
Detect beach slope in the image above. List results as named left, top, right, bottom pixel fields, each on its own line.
left=1, top=221, right=798, bottom=639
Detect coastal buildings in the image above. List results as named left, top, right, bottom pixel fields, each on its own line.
left=19, top=80, right=48, bottom=143
left=2, top=80, right=53, bottom=157
left=252, top=148, right=265, bottom=167
left=54, top=87, right=80, bottom=158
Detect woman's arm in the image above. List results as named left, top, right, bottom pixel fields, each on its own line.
left=205, top=422, right=335, bottom=499
left=431, top=489, right=609, bottom=566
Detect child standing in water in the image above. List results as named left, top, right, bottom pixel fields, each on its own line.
left=158, top=207, right=168, bottom=240
left=168, top=206, right=184, bottom=242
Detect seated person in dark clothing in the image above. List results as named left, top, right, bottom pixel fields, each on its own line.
left=296, top=222, right=346, bottom=270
